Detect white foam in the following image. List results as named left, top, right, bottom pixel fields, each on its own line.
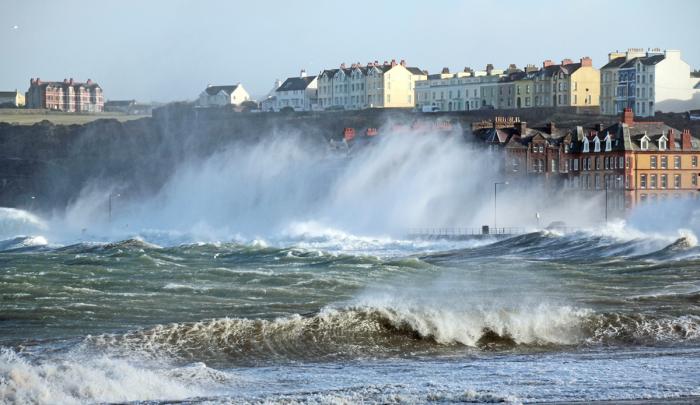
left=0, top=348, right=210, bottom=405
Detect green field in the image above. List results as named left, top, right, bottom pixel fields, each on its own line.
left=0, top=109, right=150, bottom=125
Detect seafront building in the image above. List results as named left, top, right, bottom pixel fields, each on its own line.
left=0, top=90, right=25, bottom=108
left=600, top=48, right=700, bottom=117
left=317, top=59, right=427, bottom=110
left=26, top=78, right=104, bottom=112
left=196, top=84, right=250, bottom=108
left=472, top=108, right=700, bottom=211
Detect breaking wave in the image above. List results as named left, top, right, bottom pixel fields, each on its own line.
left=84, top=304, right=700, bottom=366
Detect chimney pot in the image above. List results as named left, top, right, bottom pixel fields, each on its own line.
left=543, top=60, right=554, bottom=68
left=681, top=129, right=692, bottom=150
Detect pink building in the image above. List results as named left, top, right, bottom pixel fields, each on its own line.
left=26, top=77, right=104, bottom=112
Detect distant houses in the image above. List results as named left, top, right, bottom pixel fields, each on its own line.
left=0, top=90, right=25, bottom=108
left=196, top=84, right=250, bottom=108
left=600, top=49, right=700, bottom=117
left=26, top=78, right=104, bottom=112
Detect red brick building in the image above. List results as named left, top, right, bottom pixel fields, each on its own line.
left=473, top=110, right=700, bottom=215
left=26, top=78, right=104, bottom=112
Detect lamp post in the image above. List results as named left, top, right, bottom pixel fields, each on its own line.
left=108, top=193, right=120, bottom=223
left=494, top=181, right=508, bottom=232
left=604, top=175, right=623, bottom=224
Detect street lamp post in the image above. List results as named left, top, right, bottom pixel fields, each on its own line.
left=605, top=175, right=623, bottom=224
left=494, top=181, right=508, bottom=232
left=108, top=193, right=120, bottom=223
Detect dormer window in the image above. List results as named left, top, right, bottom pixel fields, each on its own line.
left=583, top=137, right=590, bottom=153
left=594, top=137, right=601, bottom=153
left=605, top=134, right=612, bottom=152
left=640, top=138, right=649, bottom=151
left=658, top=137, right=667, bottom=151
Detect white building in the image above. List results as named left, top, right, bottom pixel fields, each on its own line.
left=414, top=66, right=505, bottom=112
left=274, top=70, right=318, bottom=111
left=196, top=84, right=250, bottom=107
left=601, top=49, right=700, bottom=117
left=260, top=79, right=282, bottom=112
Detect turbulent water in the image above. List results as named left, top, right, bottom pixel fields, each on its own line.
left=1, top=226, right=700, bottom=404
left=2, top=131, right=700, bottom=404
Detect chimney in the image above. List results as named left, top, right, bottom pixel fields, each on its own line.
left=340, top=63, right=346, bottom=69
left=543, top=60, right=554, bottom=68
left=667, top=129, right=675, bottom=150
left=366, top=128, right=378, bottom=137
left=561, top=58, right=573, bottom=66
left=486, top=64, right=494, bottom=74
left=441, top=67, right=450, bottom=74
left=69, top=78, right=74, bottom=85
left=383, top=60, right=388, bottom=66
left=374, top=60, right=379, bottom=66
left=63, top=78, right=69, bottom=84
left=681, top=129, right=692, bottom=150
left=86, top=78, right=92, bottom=85
left=580, top=57, right=592, bottom=67
left=525, top=64, right=538, bottom=73
left=515, top=121, right=527, bottom=134
left=300, top=69, right=307, bottom=77
left=400, top=59, right=406, bottom=66
left=547, top=122, right=556, bottom=134
left=595, top=123, right=604, bottom=132
left=30, top=77, right=34, bottom=85
left=622, top=107, right=634, bottom=125
left=391, top=59, right=397, bottom=67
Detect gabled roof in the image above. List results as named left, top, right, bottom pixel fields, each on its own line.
left=0, top=91, right=20, bottom=97
left=204, top=85, right=239, bottom=96
left=640, top=54, right=665, bottom=65
left=276, top=76, right=317, bottom=92
left=406, top=67, right=427, bottom=75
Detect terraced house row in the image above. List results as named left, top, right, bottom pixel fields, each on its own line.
left=473, top=108, right=700, bottom=214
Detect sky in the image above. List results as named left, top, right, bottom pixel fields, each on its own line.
left=1, top=0, right=699, bottom=102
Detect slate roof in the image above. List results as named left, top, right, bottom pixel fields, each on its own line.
left=601, top=57, right=627, bottom=69
left=39, top=81, right=101, bottom=88
left=0, top=91, right=20, bottom=97
left=276, top=76, right=317, bottom=92
left=406, top=67, right=427, bottom=75
left=204, top=85, right=239, bottom=96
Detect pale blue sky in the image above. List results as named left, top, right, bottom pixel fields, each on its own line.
left=1, top=0, right=698, bottom=102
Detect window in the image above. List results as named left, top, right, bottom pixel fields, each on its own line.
left=659, top=138, right=667, bottom=151
left=661, top=174, right=667, bottom=189
left=619, top=156, right=625, bottom=169
left=674, top=156, right=681, bottom=169
left=651, top=156, right=657, bottom=169
left=626, top=157, right=632, bottom=169
left=650, top=174, right=657, bottom=189
left=573, top=159, right=579, bottom=171
left=605, top=136, right=612, bottom=152
left=661, top=156, right=667, bottom=169
left=674, top=174, right=681, bottom=189
left=596, top=157, right=601, bottom=170
left=693, top=156, right=698, bottom=168
left=595, top=174, right=600, bottom=189
left=693, top=173, right=698, bottom=186
left=640, top=174, right=647, bottom=189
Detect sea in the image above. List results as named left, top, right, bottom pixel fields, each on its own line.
left=1, top=132, right=700, bottom=404
left=1, top=221, right=699, bottom=404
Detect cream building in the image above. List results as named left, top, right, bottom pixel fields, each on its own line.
left=414, top=65, right=504, bottom=111
left=531, top=57, right=599, bottom=108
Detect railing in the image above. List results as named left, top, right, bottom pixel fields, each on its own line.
left=407, top=227, right=526, bottom=238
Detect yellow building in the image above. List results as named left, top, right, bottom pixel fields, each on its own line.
left=381, top=60, right=426, bottom=108
left=532, top=57, right=600, bottom=107
left=0, top=90, right=25, bottom=107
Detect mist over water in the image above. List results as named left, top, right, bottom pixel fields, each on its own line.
left=2, top=122, right=700, bottom=404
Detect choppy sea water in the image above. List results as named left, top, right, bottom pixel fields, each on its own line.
left=1, top=227, right=700, bottom=404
